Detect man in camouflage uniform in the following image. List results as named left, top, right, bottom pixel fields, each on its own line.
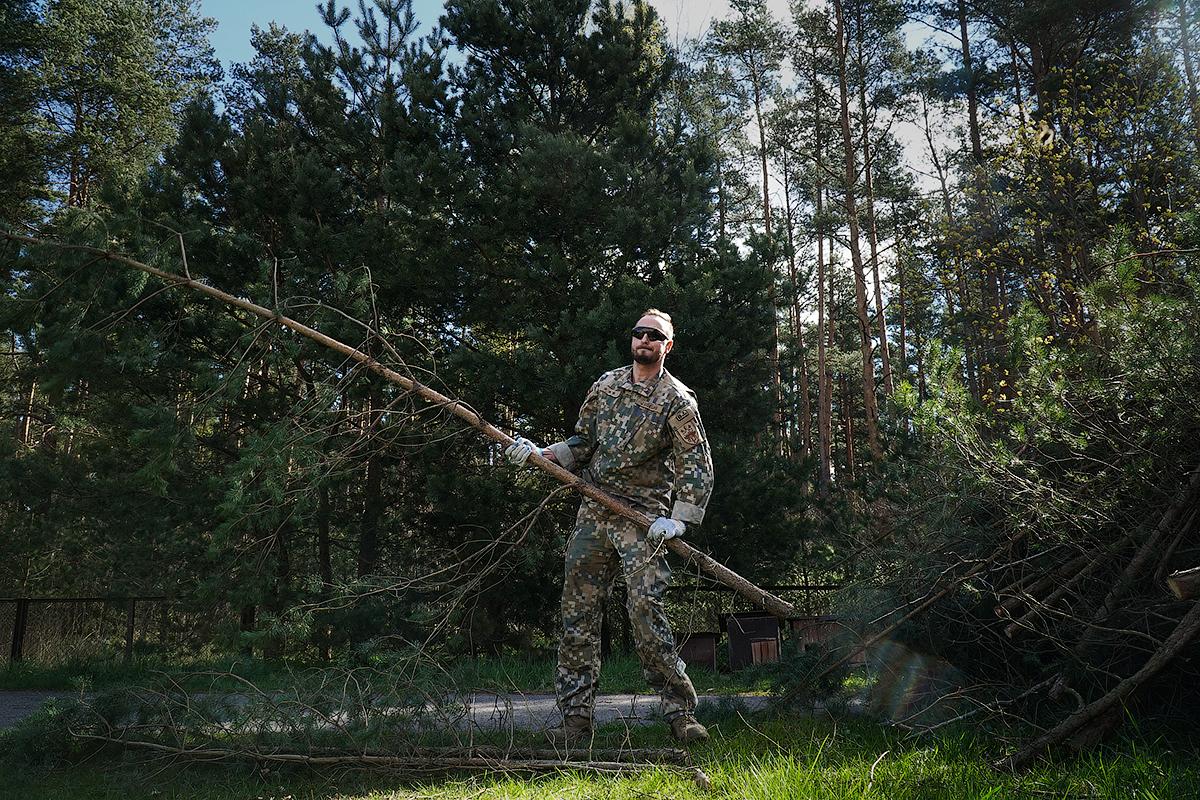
left=506, top=309, right=715, bottom=744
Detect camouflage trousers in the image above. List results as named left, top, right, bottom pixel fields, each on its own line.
left=556, top=500, right=697, bottom=721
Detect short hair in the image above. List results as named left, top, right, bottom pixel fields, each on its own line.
left=639, top=308, right=674, bottom=339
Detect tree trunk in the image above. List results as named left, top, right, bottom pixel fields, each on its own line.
left=781, top=150, right=812, bottom=462
left=922, top=94, right=980, bottom=401
left=317, top=482, right=333, bottom=660
left=832, top=0, right=882, bottom=462
left=357, top=387, right=386, bottom=578
left=823, top=225, right=837, bottom=489
left=894, top=203, right=909, bottom=387
left=958, top=0, right=984, bottom=163
left=751, top=56, right=784, bottom=454
left=1179, top=1, right=1200, bottom=149
left=854, top=3, right=893, bottom=398
left=1010, top=43, right=1027, bottom=125
left=17, top=380, right=35, bottom=446
left=814, top=55, right=833, bottom=494
left=840, top=374, right=856, bottom=482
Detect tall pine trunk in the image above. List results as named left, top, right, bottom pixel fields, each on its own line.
left=781, top=150, right=812, bottom=462
left=840, top=374, right=856, bottom=482
left=751, top=54, right=785, bottom=454
left=17, top=380, right=35, bottom=446
left=826, top=225, right=839, bottom=485
left=817, top=197, right=832, bottom=494
left=958, top=0, right=1001, bottom=402
left=317, top=482, right=333, bottom=660
left=832, top=0, right=882, bottom=462
left=922, top=94, right=980, bottom=401
left=813, top=60, right=833, bottom=493
left=1180, top=1, right=1200, bottom=149
left=357, top=385, right=386, bottom=578
left=854, top=4, right=893, bottom=398
left=958, top=0, right=984, bottom=163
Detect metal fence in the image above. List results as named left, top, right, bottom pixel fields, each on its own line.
left=0, top=596, right=173, bottom=666
left=665, top=583, right=840, bottom=633
left=661, top=583, right=847, bottom=670
left=0, top=585, right=841, bottom=667
left=590, top=582, right=839, bottom=659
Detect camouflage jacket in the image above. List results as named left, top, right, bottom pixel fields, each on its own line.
left=547, top=366, right=714, bottom=525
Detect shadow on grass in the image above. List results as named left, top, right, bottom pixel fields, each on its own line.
left=5, top=701, right=1200, bottom=800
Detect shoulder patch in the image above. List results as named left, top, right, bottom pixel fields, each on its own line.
left=668, top=402, right=705, bottom=449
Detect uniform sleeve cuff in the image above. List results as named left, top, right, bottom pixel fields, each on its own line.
left=548, top=441, right=576, bottom=471
left=671, top=500, right=705, bottom=525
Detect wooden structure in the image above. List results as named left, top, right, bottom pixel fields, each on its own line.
left=677, top=632, right=720, bottom=672
left=724, top=611, right=781, bottom=669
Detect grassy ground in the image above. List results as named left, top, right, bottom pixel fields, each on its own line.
left=6, top=655, right=1197, bottom=798
left=4, top=711, right=1197, bottom=799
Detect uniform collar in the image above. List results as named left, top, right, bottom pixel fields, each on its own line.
left=621, top=364, right=667, bottom=397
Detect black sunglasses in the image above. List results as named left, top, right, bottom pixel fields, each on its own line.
left=631, top=326, right=670, bottom=342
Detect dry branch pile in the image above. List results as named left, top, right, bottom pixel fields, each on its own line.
left=53, top=672, right=710, bottom=788
left=831, top=296, right=1200, bottom=769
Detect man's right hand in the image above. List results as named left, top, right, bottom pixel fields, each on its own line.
left=504, top=436, right=540, bottom=466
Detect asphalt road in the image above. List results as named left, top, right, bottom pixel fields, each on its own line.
left=0, top=690, right=72, bottom=730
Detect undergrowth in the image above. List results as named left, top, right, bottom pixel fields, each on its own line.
left=3, top=711, right=1197, bottom=799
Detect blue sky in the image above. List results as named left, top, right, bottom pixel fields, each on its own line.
left=201, top=0, right=450, bottom=68
left=198, top=1, right=747, bottom=69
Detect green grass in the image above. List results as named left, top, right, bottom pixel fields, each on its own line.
left=4, top=713, right=1198, bottom=800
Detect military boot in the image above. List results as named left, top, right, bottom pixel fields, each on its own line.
left=669, top=714, right=709, bottom=744
left=545, top=714, right=593, bottom=747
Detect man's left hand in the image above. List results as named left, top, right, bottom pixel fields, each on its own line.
left=647, top=517, right=685, bottom=543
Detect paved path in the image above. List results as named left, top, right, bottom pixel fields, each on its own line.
left=458, top=692, right=768, bottom=732
left=1, top=690, right=767, bottom=733
left=0, top=691, right=71, bottom=730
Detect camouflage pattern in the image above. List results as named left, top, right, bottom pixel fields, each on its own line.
left=557, top=502, right=697, bottom=718
left=548, top=366, right=715, bottom=721
left=547, top=367, right=714, bottom=525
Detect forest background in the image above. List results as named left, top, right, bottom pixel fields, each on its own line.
left=4, top=0, right=1200, bottom=752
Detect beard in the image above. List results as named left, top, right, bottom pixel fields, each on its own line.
left=632, top=346, right=660, bottom=365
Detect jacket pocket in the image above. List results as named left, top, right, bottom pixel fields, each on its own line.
left=622, top=401, right=667, bottom=459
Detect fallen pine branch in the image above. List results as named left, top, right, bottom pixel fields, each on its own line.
left=407, top=745, right=694, bottom=764
left=1003, top=600, right=1200, bottom=770
left=70, top=730, right=713, bottom=789
left=779, top=531, right=1029, bottom=705
left=2, top=231, right=796, bottom=620
left=1069, top=462, right=1200, bottom=664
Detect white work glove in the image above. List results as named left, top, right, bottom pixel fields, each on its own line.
left=504, top=436, right=540, bottom=466
left=647, top=517, right=685, bottom=544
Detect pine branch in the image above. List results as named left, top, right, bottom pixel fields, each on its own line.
left=2, top=230, right=797, bottom=620
left=71, top=731, right=713, bottom=788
